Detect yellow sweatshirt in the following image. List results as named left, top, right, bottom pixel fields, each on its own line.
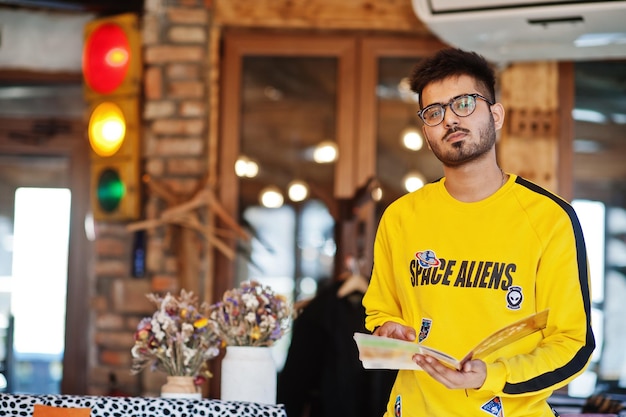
left=363, top=174, right=595, bottom=417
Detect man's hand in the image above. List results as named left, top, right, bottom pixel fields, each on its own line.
left=373, top=321, right=416, bottom=342
left=413, top=354, right=487, bottom=390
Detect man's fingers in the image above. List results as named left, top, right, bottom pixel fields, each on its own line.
left=377, top=322, right=416, bottom=341
left=413, top=355, right=486, bottom=390
left=399, top=327, right=416, bottom=341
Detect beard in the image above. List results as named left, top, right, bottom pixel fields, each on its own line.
left=428, top=113, right=497, bottom=168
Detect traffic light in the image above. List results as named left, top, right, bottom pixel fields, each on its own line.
left=83, top=13, right=141, bottom=221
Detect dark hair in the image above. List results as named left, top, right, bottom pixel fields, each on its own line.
left=409, top=48, right=496, bottom=108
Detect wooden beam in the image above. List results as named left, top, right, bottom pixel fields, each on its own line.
left=498, top=62, right=561, bottom=193
left=0, top=69, right=82, bottom=83
left=214, top=0, right=429, bottom=33
left=558, top=62, right=574, bottom=201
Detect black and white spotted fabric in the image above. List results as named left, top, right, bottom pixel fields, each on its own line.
left=0, top=393, right=287, bottom=417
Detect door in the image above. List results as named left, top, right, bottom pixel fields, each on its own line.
left=215, top=31, right=446, bottom=398
left=0, top=104, right=90, bottom=394
left=218, top=32, right=359, bottom=302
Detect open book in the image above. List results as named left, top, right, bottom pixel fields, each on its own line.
left=354, top=309, right=549, bottom=371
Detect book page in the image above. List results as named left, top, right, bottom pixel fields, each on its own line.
left=354, top=310, right=549, bottom=371
left=353, top=332, right=461, bottom=370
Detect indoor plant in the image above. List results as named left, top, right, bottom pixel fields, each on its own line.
left=208, top=280, right=291, bottom=347
left=209, top=280, right=292, bottom=404
left=130, top=289, right=222, bottom=397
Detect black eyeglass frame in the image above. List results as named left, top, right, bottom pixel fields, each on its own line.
left=417, top=93, right=494, bottom=127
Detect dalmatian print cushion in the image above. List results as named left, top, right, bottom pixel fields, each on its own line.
left=0, top=393, right=287, bottom=417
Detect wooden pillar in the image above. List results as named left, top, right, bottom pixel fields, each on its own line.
left=498, top=61, right=572, bottom=196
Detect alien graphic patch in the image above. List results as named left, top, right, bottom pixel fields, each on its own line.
left=506, top=285, right=523, bottom=310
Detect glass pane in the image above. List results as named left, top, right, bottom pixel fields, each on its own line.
left=236, top=56, right=339, bottom=368
left=12, top=187, right=70, bottom=394
left=375, top=57, right=443, bottom=213
left=238, top=56, right=337, bottom=210
left=572, top=60, right=626, bottom=396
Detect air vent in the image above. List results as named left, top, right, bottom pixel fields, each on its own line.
left=412, top=0, right=626, bottom=63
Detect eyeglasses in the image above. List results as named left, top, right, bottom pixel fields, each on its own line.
left=417, top=93, right=494, bottom=127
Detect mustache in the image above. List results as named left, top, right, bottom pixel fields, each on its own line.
left=443, top=126, right=470, bottom=141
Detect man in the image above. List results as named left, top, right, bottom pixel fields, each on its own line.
left=362, top=48, right=595, bottom=416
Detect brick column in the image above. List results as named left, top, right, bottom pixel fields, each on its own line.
left=88, top=0, right=212, bottom=397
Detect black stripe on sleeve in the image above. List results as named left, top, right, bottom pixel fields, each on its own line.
left=502, top=177, right=596, bottom=395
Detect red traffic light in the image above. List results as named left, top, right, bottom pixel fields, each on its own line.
left=83, top=22, right=131, bottom=95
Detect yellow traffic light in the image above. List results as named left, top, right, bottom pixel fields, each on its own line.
left=88, top=101, right=126, bottom=157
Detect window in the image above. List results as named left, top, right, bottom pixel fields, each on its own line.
left=572, top=60, right=626, bottom=397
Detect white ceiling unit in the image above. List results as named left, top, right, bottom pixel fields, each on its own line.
left=411, top=0, right=626, bottom=63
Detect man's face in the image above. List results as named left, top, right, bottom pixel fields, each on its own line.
left=420, top=75, right=503, bottom=168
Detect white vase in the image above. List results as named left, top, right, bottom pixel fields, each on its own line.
left=220, top=346, right=277, bottom=404
left=160, top=375, right=202, bottom=399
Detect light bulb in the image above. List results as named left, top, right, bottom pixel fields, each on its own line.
left=313, top=140, right=338, bottom=163
left=259, top=186, right=284, bottom=208
left=288, top=180, right=309, bottom=202
left=234, top=156, right=259, bottom=178
left=401, top=127, right=423, bottom=151
left=403, top=171, right=426, bottom=193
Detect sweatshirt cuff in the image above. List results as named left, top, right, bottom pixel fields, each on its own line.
left=479, top=361, right=507, bottom=394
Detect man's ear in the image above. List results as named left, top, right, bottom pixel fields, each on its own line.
left=491, top=103, right=505, bottom=130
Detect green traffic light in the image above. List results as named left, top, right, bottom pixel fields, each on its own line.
left=97, top=168, right=126, bottom=212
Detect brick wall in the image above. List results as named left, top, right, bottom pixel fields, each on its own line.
left=88, top=0, right=211, bottom=396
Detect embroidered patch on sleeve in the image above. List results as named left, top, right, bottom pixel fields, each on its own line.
left=394, top=394, right=402, bottom=417
left=419, top=318, right=432, bottom=342
left=481, top=396, right=503, bottom=417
